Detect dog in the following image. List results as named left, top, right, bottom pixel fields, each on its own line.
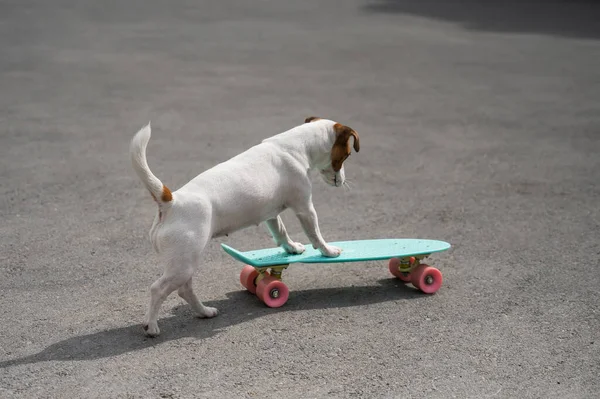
left=130, top=116, right=360, bottom=336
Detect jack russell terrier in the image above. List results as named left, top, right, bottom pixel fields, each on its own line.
left=130, top=117, right=360, bottom=336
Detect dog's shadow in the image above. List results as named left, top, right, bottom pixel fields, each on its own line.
left=1, top=279, right=424, bottom=368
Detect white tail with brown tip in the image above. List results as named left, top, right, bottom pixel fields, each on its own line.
left=130, top=122, right=173, bottom=204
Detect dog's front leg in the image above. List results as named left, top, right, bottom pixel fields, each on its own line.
left=295, top=203, right=341, bottom=258
left=265, top=216, right=305, bottom=254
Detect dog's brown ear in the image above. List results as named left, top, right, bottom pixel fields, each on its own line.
left=305, top=116, right=322, bottom=123
left=331, top=123, right=360, bottom=171
left=333, top=123, right=360, bottom=152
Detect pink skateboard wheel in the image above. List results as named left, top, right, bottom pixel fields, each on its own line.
left=256, top=276, right=289, bottom=308
left=411, top=264, right=443, bottom=294
left=240, top=265, right=260, bottom=294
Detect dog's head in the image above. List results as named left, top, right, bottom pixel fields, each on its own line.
left=305, top=116, right=360, bottom=187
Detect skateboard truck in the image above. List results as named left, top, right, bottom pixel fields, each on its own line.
left=266, top=265, right=287, bottom=280
left=397, top=256, right=417, bottom=273
left=397, top=255, right=428, bottom=273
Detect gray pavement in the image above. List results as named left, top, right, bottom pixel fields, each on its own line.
left=1, top=1, right=599, bottom=398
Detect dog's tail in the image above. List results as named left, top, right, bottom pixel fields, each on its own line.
left=129, top=122, right=173, bottom=205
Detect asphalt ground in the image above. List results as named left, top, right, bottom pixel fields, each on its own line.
left=1, top=1, right=599, bottom=398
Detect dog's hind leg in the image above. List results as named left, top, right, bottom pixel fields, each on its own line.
left=265, top=216, right=305, bottom=254
left=178, top=277, right=218, bottom=318
left=143, top=270, right=187, bottom=337
left=143, top=235, right=216, bottom=337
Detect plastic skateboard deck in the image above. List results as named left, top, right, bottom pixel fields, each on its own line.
left=221, top=239, right=450, bottom=267
left=222, top=239, right=451, bottom=308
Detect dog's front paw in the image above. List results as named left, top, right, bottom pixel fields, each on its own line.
left=143, top=322, right=160, bottom=337
left=283, top=241, right=306, bottom=254
left=320, top=245, right=342, bottom=258
left=197, top=306, right=218, bottom=319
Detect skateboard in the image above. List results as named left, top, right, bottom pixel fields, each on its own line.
left=221, top=238, right=451, bottom=308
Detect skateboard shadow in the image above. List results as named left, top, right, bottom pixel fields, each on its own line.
left=0, top=278, right=423, bottom=368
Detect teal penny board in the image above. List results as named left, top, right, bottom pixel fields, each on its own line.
left=221, top=239, right=451, bottom=267
left=223, top=239, right=451, bottom=307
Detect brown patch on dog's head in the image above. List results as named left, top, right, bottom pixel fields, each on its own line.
left=304, top=116, right=322, bottom=123
left=161, top=185, right=173, bottom=202
left=331, top=123, right=360, bottom=171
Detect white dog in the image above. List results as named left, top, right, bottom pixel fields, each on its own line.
left=130, top=117, right=360, bottom=336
